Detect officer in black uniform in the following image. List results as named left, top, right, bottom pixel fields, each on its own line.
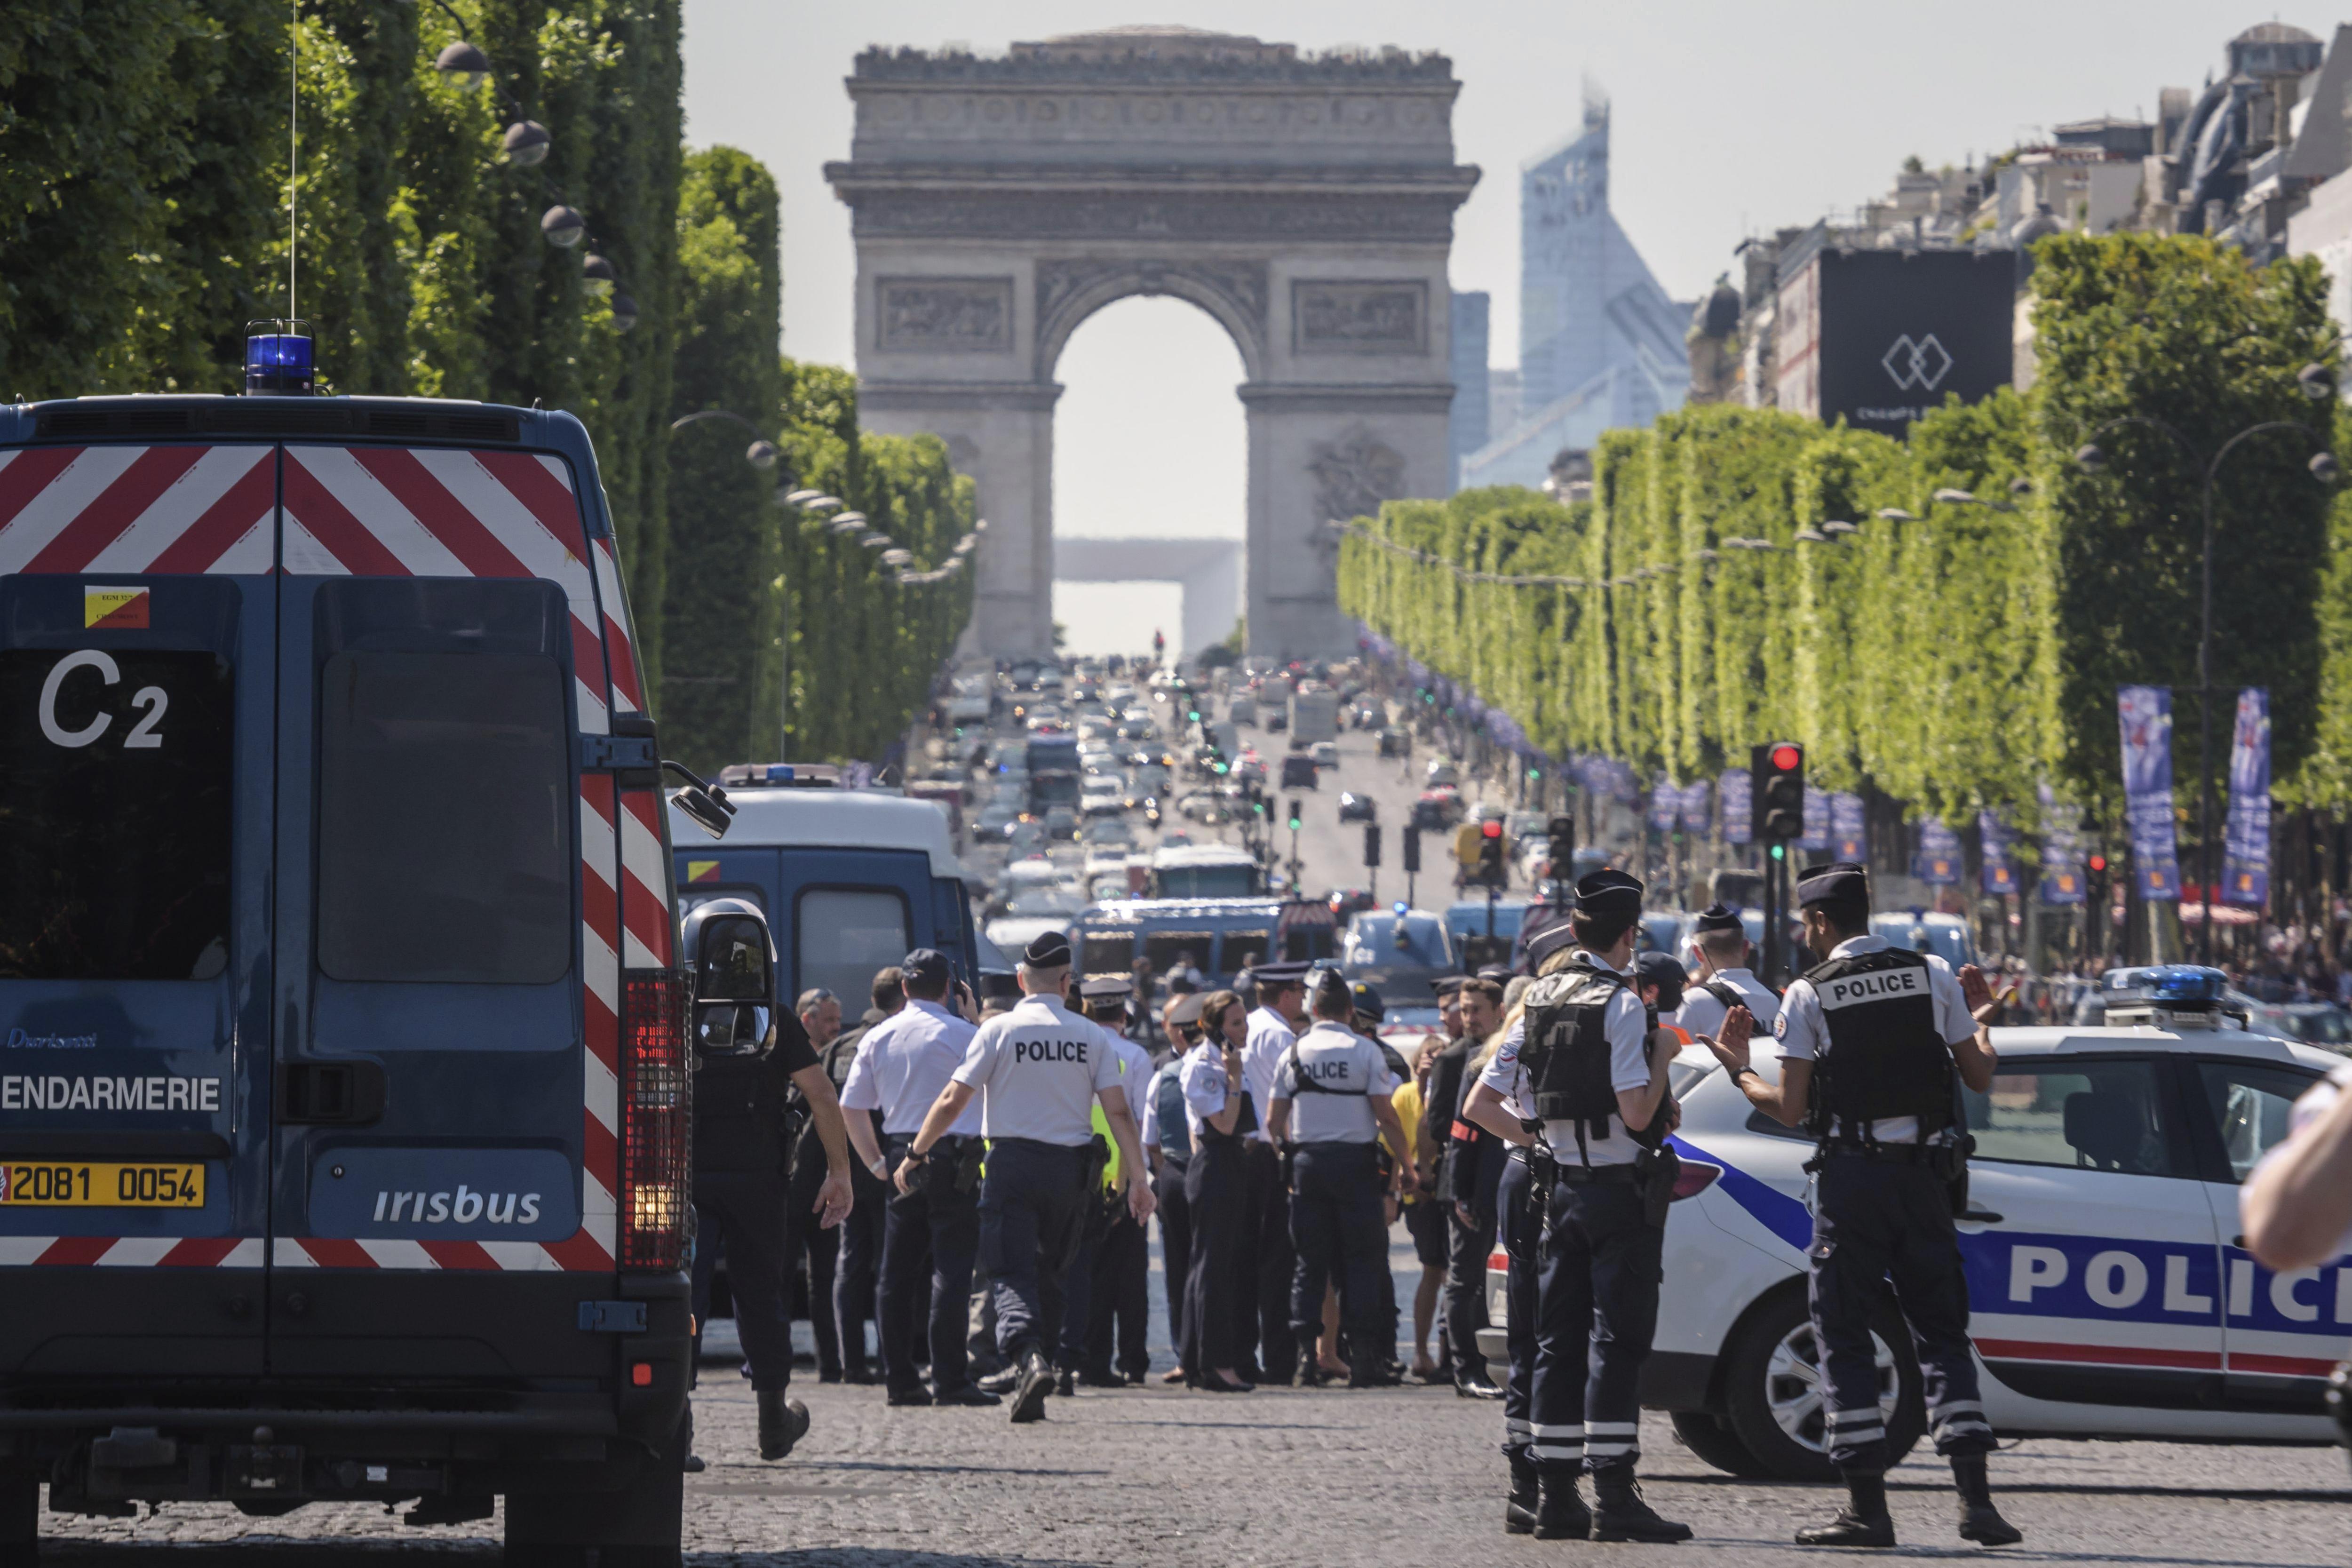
left=827, top=966, right=903, bottom=1382
left=1461, top=870, right=1691, bottom=1543
left=1434, top=977, right=1506, bottom=1399
left=1708, top=862, right=2020, bottom=1548
left=898, top=930, right=1153, bottom=1424
left=687, top=899, right=856, bottom=1462
left=1074, top=975, right=1154, bottom=1387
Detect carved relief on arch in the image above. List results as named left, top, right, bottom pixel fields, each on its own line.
left=1034, top=257, right=1269, bottom=377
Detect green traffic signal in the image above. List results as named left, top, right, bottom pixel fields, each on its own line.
left=1768, top=843, right=1785, bottom=861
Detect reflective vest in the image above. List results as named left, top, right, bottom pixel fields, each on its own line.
left=1518, top=956, right=1665, bottom=1151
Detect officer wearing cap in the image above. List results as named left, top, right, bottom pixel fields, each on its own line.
left=1239, top=960, right=1313, bottom=1383
left=1143, top=989, right=1205, bottom=1380
left=1674, top=903, right=1779, bottom=1041
left=1072, top=975, right=1155, bottom=1387
left=1268, top=968, right=1408, bottom=1386
left=1462, top=870, right=1692, bottom=1543
left=1632, top=953, right=1695, bottom=1046
left=900, top=930, right=1153, bottom=1424
left=838, top=949, right=998, bottom=1409
left=1707, top=861, right=2018, bottom=1549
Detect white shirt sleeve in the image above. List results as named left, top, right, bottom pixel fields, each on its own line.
left=1366, top=1042, right=1398, bottom=1097
left=1140, top=1075, right=1162, bottom=1150
left=1271, top=1050, right=1297, bottom=1101
left=838, top=1029, right=883, bottom=1113
left=1924, top=956, right=1978, bottom=1046
left=951, top=1018, right=1002, bottom=1090
left=1606, top=988, right=1651, bottom=1094
left=1475, top=1018, right=1526, bottom=1094
left=1774, top=979, right=1825, bottom=1061
left=1181, top=1051, right=1229, bottom=1116
left=1090, top=1021, right=1125, bottom=1095
left=1675, top=987, right=1727, bottom=1041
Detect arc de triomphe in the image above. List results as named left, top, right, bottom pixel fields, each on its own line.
left=824, top=26, right=1479, bottom=661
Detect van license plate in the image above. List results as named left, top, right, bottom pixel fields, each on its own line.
left=0, top=1162, right=205, bottom=1208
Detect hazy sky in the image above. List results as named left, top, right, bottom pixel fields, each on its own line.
left=679, top=1, right=2317, bottom=653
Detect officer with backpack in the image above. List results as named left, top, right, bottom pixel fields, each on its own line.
left=1705, top=861, right=2019, bottom=1549
left=1673, top=903, right=1780, bottom=1040
left=1459, top=869, right=1691, bottom=1544
left=1267, top=967, right=1408, bottom=1387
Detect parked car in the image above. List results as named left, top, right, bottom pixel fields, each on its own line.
left=1337, top=791, right=1377, bottom=822
left=1309, top=740, right=1339, bottom=769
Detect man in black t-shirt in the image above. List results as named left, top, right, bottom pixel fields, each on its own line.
left=824, top=967, right=903, bottom=1382
left=692, top=990, right=852, bottom=1462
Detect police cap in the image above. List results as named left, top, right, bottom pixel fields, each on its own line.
left=1633, top=951, right=1689, bottom=1011
left=1349, top=981, right=1385, bottom=1023
left=1077, top=974, right=1134, bottom=1001
left=1246, top=960, right=1312, bottom=990
left=1168, top=991, right=1208, bottom=1027
left=1694, top=902, right=1744, bottom=935
left=1795, top=861, right=1868, bottom=909
left=900, top=947, right=953, bottom=989
left=1475, top=964, right=1514, bottom=983
left=1573, top=868, right=1644, bottom=916
left=1022, top=930, right=1073, bottom=968
left=1523, top=915, right=1578, bottom=969
left=1428, top=975, right=1467, bottom=998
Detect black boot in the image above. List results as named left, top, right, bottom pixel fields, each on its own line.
left=1952, top=1453, right=2022, bottom=1546
left=1591, top=1464, right=1693, bottom=1543
left=1532, top=1465, right=1591, bottom=1541
left=1795, top=1472, right=1895, bottom=1548
left=755, top=1391, right=810, bottom=1461
left=1504, top=1448, right=1540, bottom=1536
left=1009, top=1348, right=1053, bottom=1425
left=1347, top=1348, right=1383, bottom=1389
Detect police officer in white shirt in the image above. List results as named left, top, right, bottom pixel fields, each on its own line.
left=1238, top=961, right=1311, bottom=1383
left=1176, top=987, right=1256, bottom=1392
left=840, top=948, right=998, bottom=1409
left=1267, top=967, right=1407, bottom=1387
left=1708, top=861, right=2015, bottom=1549
left=1673, top=903, right=1780, bottom=1040
left=900, top=931, right=1153, bottom=1424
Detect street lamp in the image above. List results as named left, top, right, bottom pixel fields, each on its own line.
left=2072, top=374, right=2340, bottom=957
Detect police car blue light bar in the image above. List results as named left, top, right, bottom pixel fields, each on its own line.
left=2100, top=964, right=2229, bottom=1006
left=244, top=321, right=315, bottom=396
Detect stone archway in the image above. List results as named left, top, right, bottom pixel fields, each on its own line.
left=825, top=26, right=1479, bottom=661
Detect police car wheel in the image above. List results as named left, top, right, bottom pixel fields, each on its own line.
left=1721, top=1286, right=1924, bottom=1482
left=1667, top=1410, right=1770, bottom=1478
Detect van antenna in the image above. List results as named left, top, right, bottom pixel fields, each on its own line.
left=288, top=0, right=298, bottom=321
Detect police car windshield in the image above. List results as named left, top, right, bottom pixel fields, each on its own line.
left=0, top=649, right=233, bottom=979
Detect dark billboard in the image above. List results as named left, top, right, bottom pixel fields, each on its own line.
left=1777, top=247, right=2014, bottom=438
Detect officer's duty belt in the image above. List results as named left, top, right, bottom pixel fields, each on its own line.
left=1819, top=1140, right=1933, bottom=1164
left=1552, top=1162, right=1642, bottom=1186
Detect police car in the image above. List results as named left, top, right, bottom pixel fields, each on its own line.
left=1483, top=966, right=2347, bottom=1480
left=0, top=334, right=711, bottom=1562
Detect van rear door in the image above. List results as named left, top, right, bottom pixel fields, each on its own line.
left=0, top=441, right=276, bottom=1377
left=267, top=443, right=631, bottom=1382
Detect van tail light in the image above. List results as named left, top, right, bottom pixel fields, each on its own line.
left=619, top=969, right=691, bottom=1272
left=1671, top=1159, right=1722, bottom=1202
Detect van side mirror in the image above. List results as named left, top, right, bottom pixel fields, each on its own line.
left=665, top=760, right=736, bottom=841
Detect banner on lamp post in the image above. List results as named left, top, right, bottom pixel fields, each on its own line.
left=1979, top=809, right=2019, bottom=896
left=1915, top=817, right=1961, bottom=885
left=2222, top=687, right=2271, bottom=907
left=2117, top=685, right=2182, bottom=901
left=1680, top=780, right=1712, bottom=835
left=1721, top=769, right=1752, bottom=845
left=1831, top=792, right=1866, bottom=861
left=2038, top=788, right=2086, bottom=905
left=1799, top=789, right=1831, bottom=852
left=1649, top=781, right=1679, bottom=833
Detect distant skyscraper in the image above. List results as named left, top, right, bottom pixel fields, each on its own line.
left=1448, top=291, right=1490, bottom=491
left=1462, top=82, right=1691, bottom=492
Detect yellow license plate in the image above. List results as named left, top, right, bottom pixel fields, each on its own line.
left=0, top=1162, right=205, bottom=1208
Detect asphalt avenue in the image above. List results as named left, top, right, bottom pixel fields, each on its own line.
left=35, top=1378, right=2351, bottom=1563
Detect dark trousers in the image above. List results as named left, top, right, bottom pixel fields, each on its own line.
left=880, top=1136, right=980, bottom=1395
left=978, top=1138, right=1086, bottom=1360
left=1497, top=1153, right=1538, bottom=1457
left=1155, top=1160, right=1192, bottom=1351
left=1056, top=1186, right=1111, bottom=1369
left=831, top=1161, right=886, bottom=1374
left=1531, top=1172, right=1661, bottom=1478
left=1179, top=1139, right=1247, bottom=1375
left=787, top=1150, right=842, bottom=1375
left=689, top=1170, right=794, bottom=1393
left=1086, top=1211, right=1151, bottom=1378
left=1287, top=1142, right=1389, bottom=1346
left=1444, top=1194, right=1498, bottom=1385
left=1240, top=1140, right=1297, bottom=1378
left=1811, top=1154, right=1993, bottom=1474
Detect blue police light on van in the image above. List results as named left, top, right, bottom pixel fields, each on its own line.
left=243, top=321, right=314, bottom=395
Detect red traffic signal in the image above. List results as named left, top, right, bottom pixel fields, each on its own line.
left=1750, top=740, right=1805, bottom=842
left=1769, top=743, right=1802, bottom=773
left=2087, top=854, right=2108, bottom=873
left=1480, top=819, right=1503, bottom=839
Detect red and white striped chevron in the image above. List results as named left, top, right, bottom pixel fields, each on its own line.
left=0, top=445, right=274, bottom=574
left=0, top=1236, right=264, bottom=1268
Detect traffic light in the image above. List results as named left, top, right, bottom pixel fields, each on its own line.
left=1363, top=824, right=1382, bottom=868
left=1401, top=828, right=1422, bottom=875
left=1752, top=741, right=1804, bottom=843
left=1546, top=814, right=1575, bottom=879
left=2086, top=852, right=2109, bottom=901
left=1287, top=799, right=1303, bottom=832
left=1477, top=817, right=1506, bottom=888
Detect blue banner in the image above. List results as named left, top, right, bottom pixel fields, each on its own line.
left=1979, top=809, right=2019, bottom=896
left=2117, top=685, right=2181, bottom=901
left=2222, top=687, right=2271, bottom=907
left=1915, top=817, right=1961, bottom=885
left=1649, top=780, right=1679, bottom=833
left=1721, top=768, right=1752, bottom=845
left=1831, top=792, right=1866, bottom=860
left=2037, top=789, right=2086, bottom=905
left=1680, top=780, right=1713, bottom=834
left=1799, top=788, right=1831, bottom=852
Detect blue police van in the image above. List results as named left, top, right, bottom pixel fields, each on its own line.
left=0, top=341, right=703, bottom=1562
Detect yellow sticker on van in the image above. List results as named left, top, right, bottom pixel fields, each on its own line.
left=84, top=588, right=150, bottom=629
left=686, top=860, right=720, bottom=883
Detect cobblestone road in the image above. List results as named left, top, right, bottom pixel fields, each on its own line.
left=34, top=1372, right=2352, bottom=1566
